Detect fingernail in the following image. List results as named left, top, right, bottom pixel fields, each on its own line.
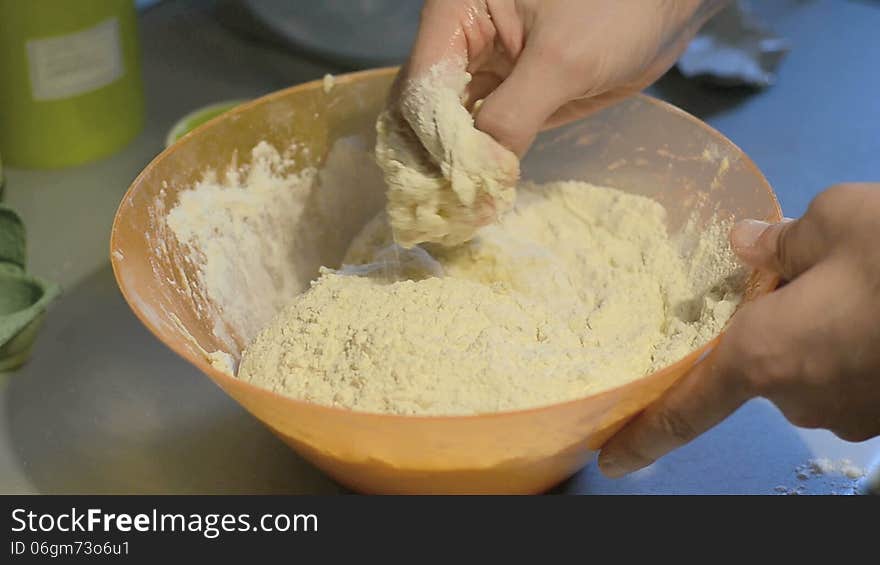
left=732, top=219, right=770, bottom=250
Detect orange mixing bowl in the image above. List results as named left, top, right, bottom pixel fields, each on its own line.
left=110, top=68, right=781, bottom=494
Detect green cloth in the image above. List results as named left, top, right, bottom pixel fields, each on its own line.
left=0, top=204, right=60, bottom=370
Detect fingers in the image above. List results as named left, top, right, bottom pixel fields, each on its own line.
left=405, top=1, right=485, bottom=78
left=731, top=217, right=827, bottom=281
left=463, top=71, right=504, bottom=110
left=731, top=184, right=860, bottom=280
left=598, top=287, right=805, bottom=478
left=597, top=320, right=754, bottom=478
left=743, top=261, right=878, bottom=438
left=542, top=89, right=635, bottom=130
left=601, top=184, right=879, bottom=478
left=473, top=42, right=576, bottom=156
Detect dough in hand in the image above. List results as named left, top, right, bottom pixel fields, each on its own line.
left=375, top=62, right=520, bottom=249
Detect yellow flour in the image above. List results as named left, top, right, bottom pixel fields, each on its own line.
left=237, top=181, right=744, bottom=415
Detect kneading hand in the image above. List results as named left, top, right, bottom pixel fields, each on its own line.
left=599, top=183, right=880, bottom=478
left=397, top=0, right=727, bottom=156
left=380, top=0, right=727, bottom=247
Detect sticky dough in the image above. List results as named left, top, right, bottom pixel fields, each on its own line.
left=374, top=62, right=520, bottom=248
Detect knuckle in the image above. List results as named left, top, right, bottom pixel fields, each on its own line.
left=773, top=225, right=795, bottom=279
left=795, top=183, right=869, bottom=265
left=579, top=57, right=616, bottom=96
left=807, top=184, right=853, bottom=223
left=545, top=40, right=586, bottom=75
left=832, top=427, right=874, bottom=443
left=743, top=343, right=795, bottom=396
left=608, top=441, right=654, bottom=471
left=654, top=407, right=697, bottom=442
left=474, top=109, right=522, bottom=150
left=777, top=393, right=838, bottom=430
left=771, top=389, right=826, bottom=428
left=541, top=40, right=608, bottom=92
left=728, top=319, right=792, bottom=394
left=798, top=351, right=835, bottom=387
left=712, top=334, right=751, bottom=397
left=831, top=414, right=880, bottom=443
left=785, top=408, right=824, bottom=429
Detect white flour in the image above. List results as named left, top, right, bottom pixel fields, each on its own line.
left=165, top=136, right=385, bottom=352
left=236, top=179, right=744, bottom=415
left=166, top=142, right=314, bottom=346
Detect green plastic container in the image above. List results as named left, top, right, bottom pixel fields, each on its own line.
left=164, top=100, right=248, bottom=148
left=0, top=205, right=59, bottom=371
left=0, top=0, right=145, bottom=169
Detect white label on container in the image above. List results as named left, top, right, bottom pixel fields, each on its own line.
left=27, top=18, right=124, bottom=102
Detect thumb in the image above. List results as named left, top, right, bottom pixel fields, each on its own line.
left=474, top=46, right=573, bottom=157
left=730, top=217, right=825, bottom=280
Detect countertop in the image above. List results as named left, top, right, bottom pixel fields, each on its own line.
left=1, top=0, right=878, bottom=494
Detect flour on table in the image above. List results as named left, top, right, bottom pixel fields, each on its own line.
left=775, top=458, right=867, bottom=495
left=804, top=458, right=865, bottom=480
left=238, top=180, right=745, bottom=415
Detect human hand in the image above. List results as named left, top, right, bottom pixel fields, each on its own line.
left=379, top=0, right=726, bottom=247
left=398, top=0, right=727, bottom=156
left=599, top=183, right=880, bottom=478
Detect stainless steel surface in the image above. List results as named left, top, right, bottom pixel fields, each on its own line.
left=1, top=265, right=340, bottom=494
left=2, top=0, right=878, bottom=494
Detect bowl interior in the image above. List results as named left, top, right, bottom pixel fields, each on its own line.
left=110, top=68, right=781, bottom=493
